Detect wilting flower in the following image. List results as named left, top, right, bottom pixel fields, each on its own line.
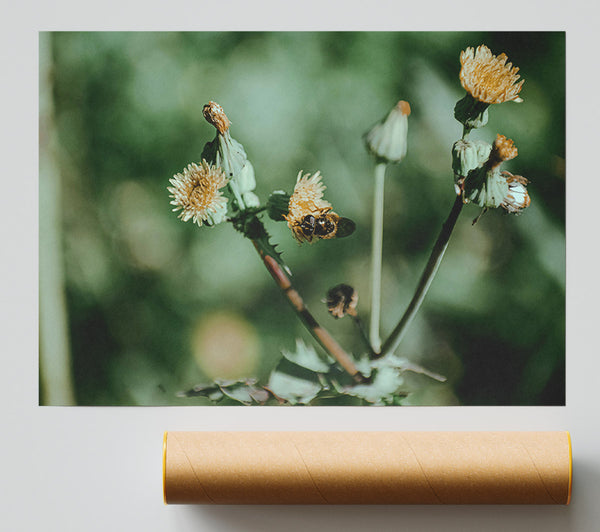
left=460, top=45, right=524, bottom=104
left=500, top=172, right=530, bottom=214
left=463, top=135, right=520, bottom=209
left=325, top=284, right=358, bottom=319
left=364, top=100, right=411, bottom=163
left=487, top=134, right=518, bottom=168
left=168, top=160, right=229, bottom=226
left=462, top=134, right=531, bottom=218
left=202, top=101, right=231, bottom=135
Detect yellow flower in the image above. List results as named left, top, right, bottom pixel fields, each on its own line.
left=168, top=160, right=229, bottom=226
left=284, top=171, right=334, bottom=243
left=460, top=45, right=524, bottom=104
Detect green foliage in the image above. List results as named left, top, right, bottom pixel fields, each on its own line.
left=281, top=339, right=332, bottom=373
left=180, top=339, right=447, bottom=406
left=178, top=378, right=271, bottom=405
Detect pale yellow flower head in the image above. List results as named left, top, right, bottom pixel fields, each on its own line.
left=285, top=171, right=332, bottom=223
left=284, top=171, right=336, bottom=243
left=460, top=45, right=524, bottom=104
left=168, top=160, right=229, bottom=226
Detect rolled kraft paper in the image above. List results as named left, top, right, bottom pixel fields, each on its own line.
left=163, top=431, right=572, bottom=505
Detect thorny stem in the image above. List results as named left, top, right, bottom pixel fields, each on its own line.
left=254, top=242, right=366, bottom=383
left=379, top=194, right=464, bottom=358
left=369, top=161, right=387, bottom=353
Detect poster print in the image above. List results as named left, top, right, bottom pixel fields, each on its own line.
left=39, top=32, right=565, bottom=406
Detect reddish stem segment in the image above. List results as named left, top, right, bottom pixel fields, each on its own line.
left=254, top=243, right=364, bottom=383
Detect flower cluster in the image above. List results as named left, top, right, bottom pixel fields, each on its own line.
left=453, top=46, right=531, bottom=217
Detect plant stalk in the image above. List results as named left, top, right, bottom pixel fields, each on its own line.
left=379, top=194, right=464, bottom=358
left=254, top=243, right=365, bottom=383
left=351, top=314, right=376, bottom=359
left=369, top=162, right=387, bottom=353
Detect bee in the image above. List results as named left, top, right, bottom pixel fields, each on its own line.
left=294, top=209, right=356, bottom=243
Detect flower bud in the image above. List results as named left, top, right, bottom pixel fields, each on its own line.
left=452, top=139, right=492, bottom=178
left=364, top=100, right=411, bottom=164
left=452, top=139, right=492, bottom=195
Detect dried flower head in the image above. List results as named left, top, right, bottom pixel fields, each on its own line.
left=203, top=101, right=230, bottom=134
left=460, top=45, right=524, bottom=104
left=501, top=171, right=531, bottom=214
left=325, top=284, right=358, bottom=319
left=168, top=160, right=229, bottom=226
left=488, top=134, right=518, bottom=169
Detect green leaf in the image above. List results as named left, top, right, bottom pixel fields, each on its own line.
left=176, top=382, right=224, bottom=402
left=343, top=367, right=404, bottom=404
left=218, top=383, right=256, bottom=405
left=178, top=378, right=271, bottom=405
left=268, top=359, right=323, bottom=405
left=282, top=339, right=332, bottom=373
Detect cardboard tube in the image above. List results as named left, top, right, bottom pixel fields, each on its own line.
left=163, top=431, right=572, bottom=505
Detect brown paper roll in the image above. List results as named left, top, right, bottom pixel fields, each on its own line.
left=163, top=431, right=572, bottom=505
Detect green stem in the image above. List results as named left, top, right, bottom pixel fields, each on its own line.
left=352, top=315, right=376, bottom=359
left=379, top=194, right=463, bottom=358
left=369, top=162, right=387, bottom=353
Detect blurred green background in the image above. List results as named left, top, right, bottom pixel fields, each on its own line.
left=39, top=31, right=565, bottom=406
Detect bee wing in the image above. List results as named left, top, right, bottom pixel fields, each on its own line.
left=335, top=217, right=356, bottom=238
